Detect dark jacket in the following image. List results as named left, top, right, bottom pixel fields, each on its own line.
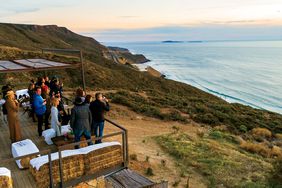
left=89, top=100, right=110, bottom=122
left=70, top=103, right=92, bottom=132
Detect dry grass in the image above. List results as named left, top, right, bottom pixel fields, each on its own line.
left=275, top=133, right=282, bottom=140
left=251, top=128, right=272, bottom=138
left=155, top=132, right=273, bottom=187
left=240, top=141, right=282, bottom=158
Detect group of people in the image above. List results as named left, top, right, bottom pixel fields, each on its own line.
left=1, top=76, right=110, bottom=147
left=28, top=76, right=67, bottom=137
left=71, top=89, right=110, bottom=147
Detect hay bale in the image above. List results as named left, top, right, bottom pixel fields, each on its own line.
left=30, top=154, right=84, bottom=188
left=84, top=145, right=122, bottom=175
left=12, top=139, right=39, bottom=169
left=0, top=168, right=12, bottom=188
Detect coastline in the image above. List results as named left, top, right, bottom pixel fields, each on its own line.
left=133, top=59, right=280, bottom=115
left=112, top=41, right=282, bottom=115
left=133, top=63, right=165, bottom=78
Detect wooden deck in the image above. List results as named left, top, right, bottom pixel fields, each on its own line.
left=0, top=107, right=166, bottom=188
left=0, top=109, right=56, bottom=188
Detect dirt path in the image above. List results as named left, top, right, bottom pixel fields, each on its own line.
left=105, top=104, right=208, bottom=188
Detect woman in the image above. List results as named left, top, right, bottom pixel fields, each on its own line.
left=84, top=95, right=92, bottom=106
left=5, top=91, right=22, bottom=143
left=51, top=97, right=61, bottom=136
left=28, top=82, right=36, bottom=122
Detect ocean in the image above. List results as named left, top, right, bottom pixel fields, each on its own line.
left=105, top=41, right=282, bottom=114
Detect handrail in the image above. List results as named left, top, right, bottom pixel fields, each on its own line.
left=57, top=131, right=124, bottom=150
left=105, top=118, right=127, bottom=131
left=42, top=48, right=81, bottom=53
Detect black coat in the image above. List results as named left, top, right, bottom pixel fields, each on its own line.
left=70, top=103, right=92, bottom=132
left=89, top=100, right=110, bottom=122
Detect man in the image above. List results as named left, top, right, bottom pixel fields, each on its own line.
left=70, top=97, right=93, bottom=148
left=33, top=87, right=46, bottom=136
left=1, top=84, right=12, bottom=123
left=89, top=93, right=110, bottom=144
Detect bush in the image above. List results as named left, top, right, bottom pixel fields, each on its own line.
left=269, top=159, right=282, bottom=186
left=145, top=167, right=154, bottom=176
left=129, top=154, right=138, bottom=161
left=239, top=125, right=248, bottom=133
left=275, top=133, right=282, bottom=140
left=251, top=128, right=272, bottom=138
left=240, top=141, right=282, bottom=158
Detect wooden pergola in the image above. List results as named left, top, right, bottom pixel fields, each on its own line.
left=0, top=48, right=86, bottom=90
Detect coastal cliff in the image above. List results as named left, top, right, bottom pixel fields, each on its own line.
left=104, top=46, right=150, bottom=64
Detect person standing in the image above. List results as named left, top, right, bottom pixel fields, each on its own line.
left=28, top=82, right=36, bottom=122
left=70, top=97, right=93, bottom=148
left=89, top=93, right=110, bottom=144
left=33, top=87, right=46, bottom=136
left=1, top=84, right=12, bottom=122
left=42, top=88, right=51, bottom=129
left=5, top=91, right=22, bottom=143
left=51, top=98, right=61, bottom=136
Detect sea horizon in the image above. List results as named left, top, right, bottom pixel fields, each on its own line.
left=105, top=40, right=282, bottom=114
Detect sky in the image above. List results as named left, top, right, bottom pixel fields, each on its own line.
left=0, top=0, right=282, bottom=42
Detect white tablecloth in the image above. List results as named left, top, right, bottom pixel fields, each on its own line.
left=42, top=129, right=56, bottom=145
left=42, top=125, right=72, bottom=145
left=0, top=99, right=5, bottom=107
left=15, top=89, right=29, bottom=99
left=61, top=125, right=71, bottom=135
left=11, top=139, right=39, bottom=169
left=0, top=167, right=11, bottom=178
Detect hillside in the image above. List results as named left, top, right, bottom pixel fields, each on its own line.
left=0, top=23, right=282, bottom=187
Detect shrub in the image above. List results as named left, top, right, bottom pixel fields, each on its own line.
left=209, top=130, right=224, bottom=139
left=145, top=156, right=150, bottom=162
left=239, top=125, right=248, bottom=133
left=275, top=133, right=282, bottom=140
left=161, top=159, right=166, bottom=167
left=194, top=113, right=220, bottom=125
left=240, top=142, right=270, bottom=157
left=145, top=167, right=154, bottom=176
left=129, top=154, right=138, bottom=161
left=251, top=128, right=272, bottom=138
left=269, top=159, right=282, bottom=186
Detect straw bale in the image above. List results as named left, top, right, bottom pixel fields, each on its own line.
left=30, top=154, right=84, bottom=188
left=0, top=176, right=12, bottom=188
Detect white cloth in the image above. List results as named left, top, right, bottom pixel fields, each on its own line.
left=42, top=129, right=56, bottom=145
left=0, top=167, right=11, bottom=178
left=15, top=89, right=29, bottom=99
left=11, top=139, right=39, bottom=169
left=51, top=107, right=61, bottom=136
left=61, top=125, right=72, bottom=135
left=0, top=99, right=5, bottom=107
left=30, top=142, right=121, bottom=171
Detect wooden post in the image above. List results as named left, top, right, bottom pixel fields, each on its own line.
left=80, top=50, right=86, bottom=92
left=48, top=152, right=54, bottom=188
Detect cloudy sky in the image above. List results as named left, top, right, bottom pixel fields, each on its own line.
left=1, top=0, right=282, bottom=42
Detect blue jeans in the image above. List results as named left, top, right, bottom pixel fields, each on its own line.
left=92, top=121, right=104, bottom=144
left=74, top=128, right=93, bottom=149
